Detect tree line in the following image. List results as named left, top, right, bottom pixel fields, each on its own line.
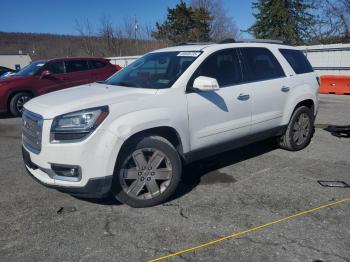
left=1, top=0, right=349, bottom=60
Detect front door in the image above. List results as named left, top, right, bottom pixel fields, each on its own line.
left=186, top=48, right=252, bottom=151
left=35, top=60, right=67, bottom=95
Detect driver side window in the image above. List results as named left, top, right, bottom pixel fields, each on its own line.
left=43, top=61, right=65, bottom=75
left=188, top=49, right=243, bottom=88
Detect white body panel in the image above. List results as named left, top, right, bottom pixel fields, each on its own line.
left=23, top=42, right=319, bottom=191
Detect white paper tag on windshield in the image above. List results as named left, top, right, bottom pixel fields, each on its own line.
left=177, top=52, right=201, bottom=57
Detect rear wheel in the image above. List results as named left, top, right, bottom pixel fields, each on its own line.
left=278, top=106, right=314, bottom=151
left=112, top=136, right=182, bottom=207
left=9, top=92, right=33, bottom=116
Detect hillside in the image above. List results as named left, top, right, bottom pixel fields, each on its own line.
left=0, top=32, right=167, bottom=60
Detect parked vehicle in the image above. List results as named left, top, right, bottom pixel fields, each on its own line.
left=0, top=57, right=118, bottom=116
left=0, top=66, right=16, bottom=78
left=22, top=40, right=319, bottom=207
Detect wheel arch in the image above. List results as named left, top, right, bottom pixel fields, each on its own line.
left=283, top=94, right=317, bottom=125
left=119, top=126, right=185, bottom=160
left=6, top=89, right=35, bottom=111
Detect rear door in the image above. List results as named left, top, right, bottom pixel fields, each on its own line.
left=239, top=47, right=289, bottom=133
left=186, top=48, right=252, bottom=151
left=63, top=60, right=92, bottom=88
left=88, top=59, right=116, bottom=82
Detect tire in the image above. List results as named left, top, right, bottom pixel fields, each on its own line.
left=9, top=92, right=33, bottom=116
left=111, top=135, right=182, bottom=208
left=278, top=106, right=315, bottom=151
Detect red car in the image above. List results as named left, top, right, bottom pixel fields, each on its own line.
left=0, top=57, right=118, bottom=116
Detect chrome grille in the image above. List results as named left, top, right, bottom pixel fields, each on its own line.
left=22, top=110, right=43, bottom=154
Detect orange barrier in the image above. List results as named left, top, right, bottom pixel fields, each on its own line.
left=320, top=75, right=350, bottom=95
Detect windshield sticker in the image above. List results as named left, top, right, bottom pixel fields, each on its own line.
left=157, top=79, right=170, bottom=84
left=36, top=63, right=45, bottom=67
left=177, top=52, right=201, bottom=57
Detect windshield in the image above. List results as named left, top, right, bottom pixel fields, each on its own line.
left=15, top=61, right=46, bottom=76
left=104, top=51, right=201, bottom=89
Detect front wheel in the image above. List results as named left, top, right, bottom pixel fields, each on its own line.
left=112, top=136, right=182, bottom=208
left=278, top=106, right=314, bottom=151
left=9, top=92, right=33, bottom=116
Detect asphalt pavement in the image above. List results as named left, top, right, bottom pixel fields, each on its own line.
left=0, top=94, right=349, bottom=262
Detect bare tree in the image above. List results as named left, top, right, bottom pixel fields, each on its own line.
left=190, top=0, right=240, bottom=41
left=310, top=0, right=350, bottom=43
left=74, top=18, right=97, bottom=56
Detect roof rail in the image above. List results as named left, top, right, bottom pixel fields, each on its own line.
left=174, top=42, right=214, bottom=46
left=218, top=38, right=236, bottom=44
left=219, top=38, right=290, bottom=45
left=239, top=39, right=289, bottom=45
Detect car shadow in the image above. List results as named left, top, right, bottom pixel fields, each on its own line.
left=168, top=137, right=278, bottom=203
left=74, top=191, right=122, bottom=206
left=323, top=125, right=350, bottom=138
left=0, top=113, right=17, bottom=119
left=77, top=138, right=278, bottom=207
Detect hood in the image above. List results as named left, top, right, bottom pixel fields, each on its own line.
left=0, top=75, right=32, bottom=85
left=24, top=82, right=157, bottom=119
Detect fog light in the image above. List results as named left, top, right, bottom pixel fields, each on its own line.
left=51, top=164, right=80, bottom=178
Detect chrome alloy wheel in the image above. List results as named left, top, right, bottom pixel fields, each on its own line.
left=119, top=148, right=173, bottom=200
left=292, top=112, right=311, bottom=146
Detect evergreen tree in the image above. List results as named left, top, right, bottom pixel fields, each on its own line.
left=152, top=1, right=212, bottom=43
left=248, top=0, right=315, bottom=44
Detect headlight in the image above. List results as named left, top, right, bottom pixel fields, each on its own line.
left=51, top=106, right=109, bottom=142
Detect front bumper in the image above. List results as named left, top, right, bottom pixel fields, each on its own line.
left=23, top=147, right=113, bottom=198
left=21, top=117, right=124, bottom=197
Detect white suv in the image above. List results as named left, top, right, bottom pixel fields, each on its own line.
left=22, top=40, right=319, bottom=207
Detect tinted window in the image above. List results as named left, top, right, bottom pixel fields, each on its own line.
left=279, top=49, right=313, bottom=74
left=44, top=61, right=64, bottom=74
left=89, top=60, right=107, bottom=69
left=65, top=60, right=88, bottom=73
left=189, top=49, right=242, bottom=87
left=240, top=47, right=285, bottom=82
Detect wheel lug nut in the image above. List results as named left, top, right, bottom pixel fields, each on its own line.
left=148, top=167, right=152, bottom=170
left=146, top=177, right=151, bottom=181
left=140, top=177, right=145, bottom=181
left=142, top=166, right=146, bottom=170
left=151, top=172, right=155, bottom=176
left=138, top=172, right=142, bottom=176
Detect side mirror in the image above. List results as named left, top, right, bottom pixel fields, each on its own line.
left=40, top=70, right=52, bottom=79
left=192, top=76, right=220, bottom=92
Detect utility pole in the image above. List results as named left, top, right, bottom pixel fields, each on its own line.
left=134, top=16, right=139, bottom=55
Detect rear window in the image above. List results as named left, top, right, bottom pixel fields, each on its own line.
left=240, top=47, right=285, bottom=82
left=89, top=60, right=107, bottom=69
left=279, top=49, right=313, bottom=74
left=65, top=60, right=89, bottom=73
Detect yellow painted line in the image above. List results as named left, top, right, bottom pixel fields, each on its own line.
left=149, top=196, right=350, bottom=262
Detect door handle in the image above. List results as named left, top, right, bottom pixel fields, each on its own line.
left=281, top=86, right=290, bottom=92
left=237, top=94, right=250, bottom=101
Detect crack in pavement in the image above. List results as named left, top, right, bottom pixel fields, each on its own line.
left=279, top=235, right=350, bottom=262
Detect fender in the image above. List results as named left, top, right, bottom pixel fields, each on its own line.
left=6, top=87, right=37, bottom=102
left=282, top=83, right=318, bottom=125
left=106, top=107, right=190, bottom=154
